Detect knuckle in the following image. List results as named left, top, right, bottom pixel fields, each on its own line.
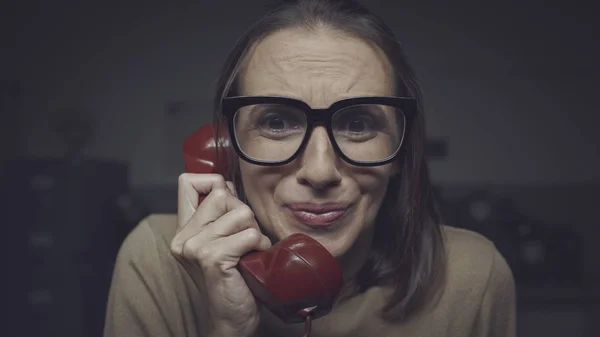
left=194, top=246, right=212, bottom=262
left=238, top=205, right=254, bottom=220
left=182, top=241, right=217, bottom=269
left=212, top=173, right=226, bottom=185
left=244, top=228, right=261, bottom=243
left=181, top=239, right=201, bottom=259
left=169, top=239, right=183, bottom=256
left=197, top=249, right=220, bottom=270
left=210, top=187, right=229, bottom=200
left=178, top=173, right=190, bottom=185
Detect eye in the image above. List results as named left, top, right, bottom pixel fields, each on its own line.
left=253, top=105, right=306, bottom=139
left=259, top=112, right=297, bottom=131
left=261, top=114, right=284, bottom=129
left=337, top=109, right=378, bottom=134
left=347, top=116, right=375, bottom=133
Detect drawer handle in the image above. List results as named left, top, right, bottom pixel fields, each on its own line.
left=30, top=175, right=54, bottom=191
left=30, top=232, right=54, bottom=249
left=29, top=289, right=53, bottom=305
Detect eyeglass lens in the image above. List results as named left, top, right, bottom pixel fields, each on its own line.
left=233, top=103, right=406, bottom=164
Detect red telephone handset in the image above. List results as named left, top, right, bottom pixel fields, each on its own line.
left=183, top=123, right=344, bottom=325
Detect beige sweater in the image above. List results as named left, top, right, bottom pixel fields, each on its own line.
left=104, top=214, right=516, bottom=337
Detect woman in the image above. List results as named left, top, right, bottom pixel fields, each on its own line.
left=104, top=1, right=516, bottom=336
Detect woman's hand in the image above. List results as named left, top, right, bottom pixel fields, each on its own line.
left=170, top=173, right=272, bottom=337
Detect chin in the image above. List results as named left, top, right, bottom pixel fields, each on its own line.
left=314, top=238, right=356, bottom=258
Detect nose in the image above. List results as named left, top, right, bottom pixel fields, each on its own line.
left=295, top=126, right=342, bottom=190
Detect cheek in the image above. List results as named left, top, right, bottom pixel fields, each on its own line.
left=238, top=162, right=281, bottom=214
left=356, top=163, right=394, bottom=191
left=238, top=162, right=263, bottom=201
left=357, top=169, right=394, bottom=222
left=363, top=182, right=388, bottom=214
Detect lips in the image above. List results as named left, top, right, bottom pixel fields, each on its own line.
left=284, top=203, right=350, bottom=227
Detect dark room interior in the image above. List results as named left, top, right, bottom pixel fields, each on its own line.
left=2, top=0, right=599, bottom=336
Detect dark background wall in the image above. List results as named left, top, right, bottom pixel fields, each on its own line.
left=5, top=0, right=599, bottom=185
left=3, top=0, right=599, bottom=336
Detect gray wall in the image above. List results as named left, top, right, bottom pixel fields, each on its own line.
left=7, top=0, right=598, bottom=187
left=4, top=1, right=599, bottom=335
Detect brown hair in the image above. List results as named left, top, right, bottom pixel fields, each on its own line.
left=212, top=0, right=446, bottom=322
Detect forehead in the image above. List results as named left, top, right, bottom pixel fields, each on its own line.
left=238, top=28, right=395, bottom=108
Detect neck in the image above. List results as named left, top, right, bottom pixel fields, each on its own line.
left=335, top=226, right=375, bottom=301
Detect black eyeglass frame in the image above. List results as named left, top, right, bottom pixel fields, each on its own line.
left=221, top=96, right=418, bottom=167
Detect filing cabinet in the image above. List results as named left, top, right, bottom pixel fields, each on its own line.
left=2, top=157, right=132, bottom=337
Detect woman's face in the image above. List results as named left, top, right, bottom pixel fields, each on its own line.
left=237, top=27, right=398, bottom=262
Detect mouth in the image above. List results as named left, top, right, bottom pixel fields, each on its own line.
left=284, top=202, right=351, bottom=228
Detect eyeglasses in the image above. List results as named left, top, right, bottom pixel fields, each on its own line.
left=222, top=96, right=417, bottom=167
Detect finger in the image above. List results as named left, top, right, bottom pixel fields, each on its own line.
left=177, top=173, right=228, bottom=231
left=172, top=187, right=247, bottom=253
left=175, top=200, right=256, bottom=248
left=202, top=205, right=262, bottom=240
left=191, top=186, right=247, bottom=227
left=226, top=181, right=237, bottom=197
left=216, top=227, right=272, bottom=257
left=180, top=228, right=272, bottom=269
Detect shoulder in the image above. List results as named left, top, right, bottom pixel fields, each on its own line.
left=442, top=225, right=497, bottom=262
left=442, top=225, right=511, bottom=275
left=107, top=214, right=203, bottom=336
left=440, top=227, right=517, bottom=335
left=115, top=213, right=180, bottom=276
left=138, top=213, right=179, bottom=248
left=112, top=213, right=197, bottom=313
left=440, top=226, right=515, bottom=306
